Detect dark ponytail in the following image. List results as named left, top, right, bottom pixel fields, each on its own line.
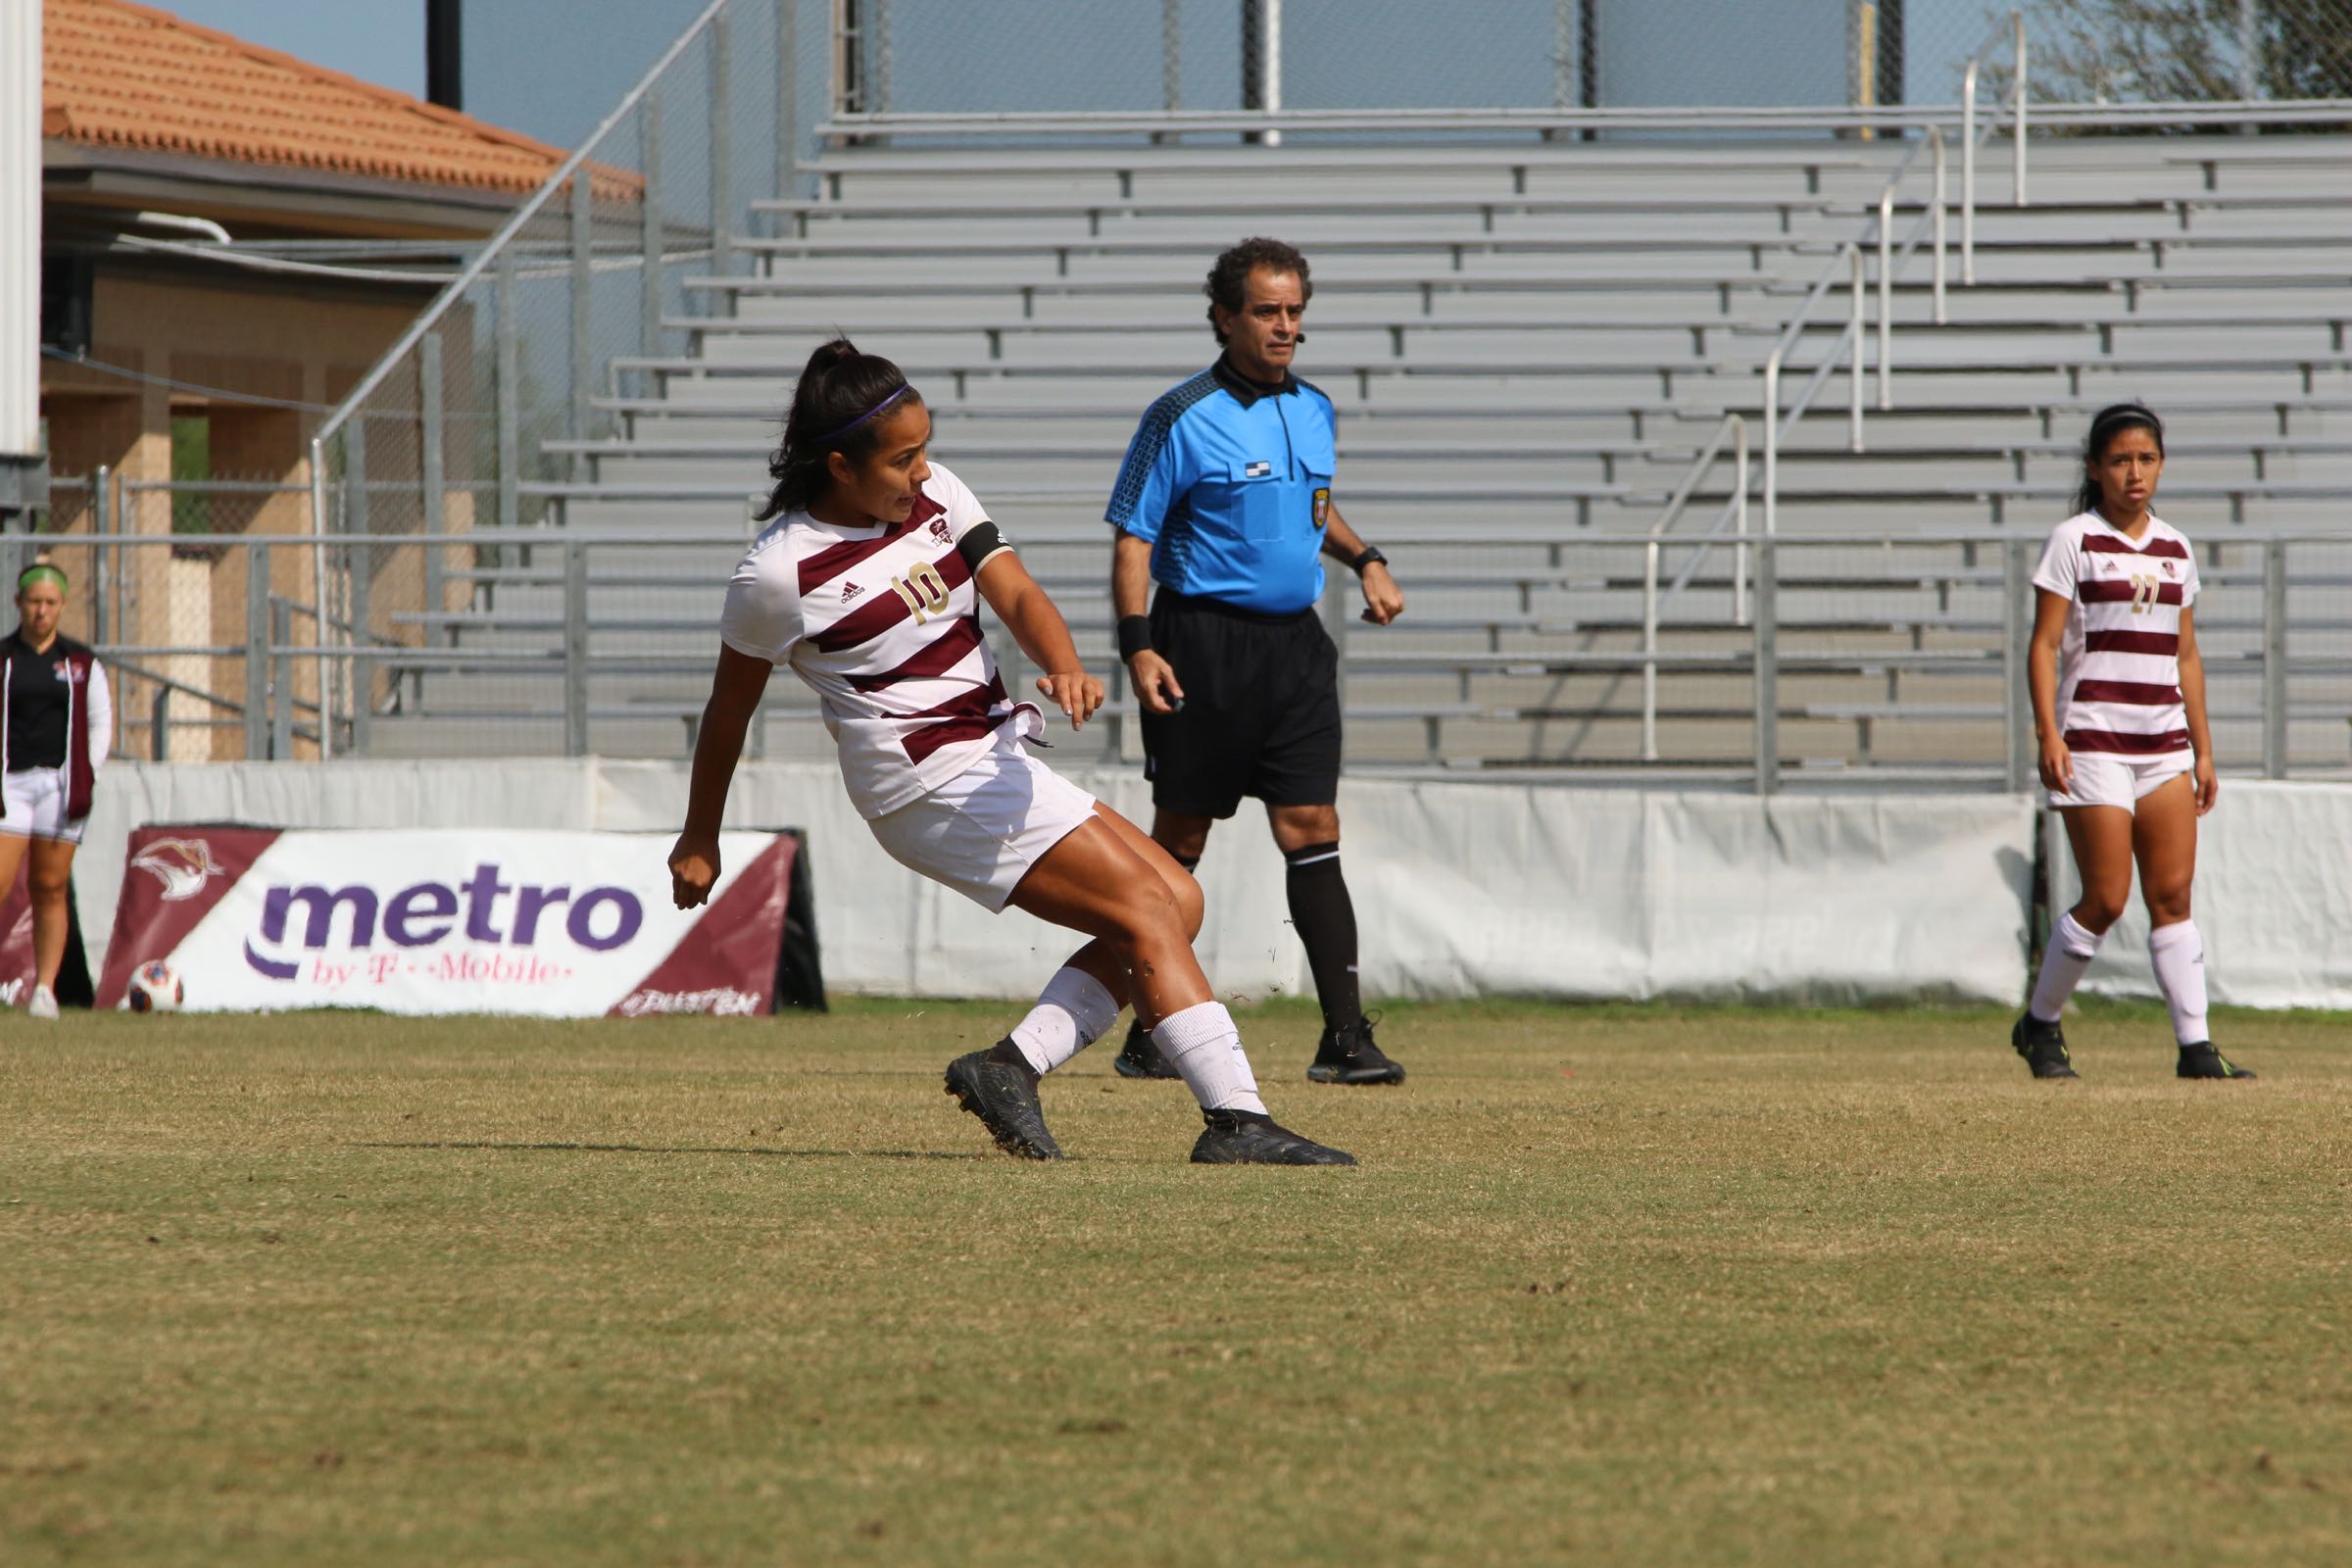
left=2074, top=402, right=2164, bottom=519
left=755, top=338, right=920, bottom=520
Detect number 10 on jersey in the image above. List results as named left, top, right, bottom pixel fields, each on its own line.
left=892, top=562, right=952, bottom=622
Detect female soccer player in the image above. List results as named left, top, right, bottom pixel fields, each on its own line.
left=2012, top=403, right=2252, bottom=1081
left=1, top=562, right=113, bottom=1019
left=668, top=340, right=1352, bottom=1164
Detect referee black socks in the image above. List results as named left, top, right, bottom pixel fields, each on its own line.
left=1283, top=840, right=1362, bottom=1033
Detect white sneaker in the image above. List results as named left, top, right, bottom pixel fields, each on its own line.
left=27, top=985, right=59, bottom=1020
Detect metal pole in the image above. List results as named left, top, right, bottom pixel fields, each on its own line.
left=1961, top=62, right=1977, bottom=285
left=420, top=331, right=447, bottom=628
left=150, top=688, right=170, bottom=762
left=1762, top=354, right=1780, bottom=543
left=777, top=0, right=800, bottom=192
left=245, top=541, right=271, bottom=760
left=2264, top=536, right=2286, bottom=777
left=710, top=4, right=736, bottom=273
left=1164, top=0, right=1182, bottom=111
left=272, top=597, right=295, bottom=760
left=349, top=532, right=372, bottom=757
left=2011, top=10, right=2028, bottom=207
left=642, top=82, right=663, bottom=356
left=1752, top=537, right=1778, bottom=795
left=1931, top=125, right=1946, bottom=323
left=2237, top=0, right=2260, bottom=131
left=1264, top=0, right=1281, bottom=146
left=570, top=167, right=594, bottom=443
left=1553, top=0, right=1572, bottom=111
left=496, top=251, right=521, bottom=516
left=308, top=444, right=334, bottom=762
left=1848, top=246, right=1865, bottom=452
left=1877, top=189, right=1892, bottom=412
left=1856, top=3, right=1877, bottom=140
left=1642, top=538, right=1659, bottom=760
left=564, top=539, right=590, bottom=757
left=1732, top=414, right=1749, bottom=625
left=93, top=464, right=111, bottom=645
left=2003, top=538, right=2029, bottom=791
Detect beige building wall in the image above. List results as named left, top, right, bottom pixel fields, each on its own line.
left=39, top=264, right=449, bottom=760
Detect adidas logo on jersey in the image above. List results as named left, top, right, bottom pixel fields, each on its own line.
left=841, top=581, right=863, bottom=602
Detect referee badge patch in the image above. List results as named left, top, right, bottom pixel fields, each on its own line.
left=1312, top=487, right=1331, bottom=529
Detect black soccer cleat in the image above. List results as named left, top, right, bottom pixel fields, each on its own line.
left=944, top=1046, right=1064, bottom=1159
left=2011, top=1012, right=2080, bottom=1080
left=1307, top=1015, right=1405, bottom=1086
left=1110, top=1015, right=1182, bottom=1080
left=2177, top=1042, right=2257, bottom=1081
left=1189, top=1108, right=1356, bottom=1166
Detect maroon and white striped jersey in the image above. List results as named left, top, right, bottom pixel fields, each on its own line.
left=719, top=464, right=1033, bottom=817
left=2031, top=510, right=2200, bottom=758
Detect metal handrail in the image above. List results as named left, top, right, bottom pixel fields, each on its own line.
left=814, top=99, right=2352, bottom=138
left=305, top=0, right=736, bottom=760
left=1961, top=11, right=2030, bottom=285
left=1640, top=414, right=1747, bottom=760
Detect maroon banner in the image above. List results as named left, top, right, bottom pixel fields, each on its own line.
left=95, top=827, right=280, bottom=1009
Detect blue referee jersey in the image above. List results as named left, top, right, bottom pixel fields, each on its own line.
left=1104, top=358, right=1338, bottom=615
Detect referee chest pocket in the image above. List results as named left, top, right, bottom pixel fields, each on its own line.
left=1227, top=461, right=1284, bottom=541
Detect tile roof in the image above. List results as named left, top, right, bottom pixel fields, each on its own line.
left=43, top=0, right=639, bottom=204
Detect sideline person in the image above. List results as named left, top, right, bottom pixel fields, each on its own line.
left=668, top=339, right=1353, bottom=1165
left=2012, top=403, right=2252, bottom=1082
left=2, top=562, right=113, bottom=1020
left=1104, top=237, right=1407, bottom=1086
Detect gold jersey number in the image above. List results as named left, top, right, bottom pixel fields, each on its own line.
left=891, top=561, right=954, bottom=623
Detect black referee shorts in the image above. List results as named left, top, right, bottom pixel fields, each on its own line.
left=1140, top=589, right=1341, bottom=818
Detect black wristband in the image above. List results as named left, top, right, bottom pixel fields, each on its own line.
left=1116, top=614, right=1153, bottom=662
left=1348, top=545, right=1388, bottom=575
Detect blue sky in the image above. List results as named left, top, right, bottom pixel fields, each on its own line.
left=158, top=0, right=426, bottom=99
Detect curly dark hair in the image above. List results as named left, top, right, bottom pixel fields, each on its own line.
left=755, top=337, right=922, bottom=521
left=2073, top=402, right=2165, bottom=518
left=1204, top=237, right=1312, bottom=345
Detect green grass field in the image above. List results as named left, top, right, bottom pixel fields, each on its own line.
left=5, top=999, right=2349, bottom=1566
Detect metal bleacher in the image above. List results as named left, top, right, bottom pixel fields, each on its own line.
left=369, top=127, right=2352, bottom=782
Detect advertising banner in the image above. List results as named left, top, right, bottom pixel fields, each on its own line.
left=95, top=826, right=809, bottom=1016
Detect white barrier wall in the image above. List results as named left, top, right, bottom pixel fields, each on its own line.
left=2052, top=779, right=2352, bottom=1010
left=79, top=760, right=2048, bottom=1005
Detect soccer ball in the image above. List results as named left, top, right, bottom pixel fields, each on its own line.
left=126, top=960, right=185, bottom=1014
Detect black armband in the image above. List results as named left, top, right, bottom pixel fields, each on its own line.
left=1116, top=614, right=1154, bottom=662
left=1348, top=545, right=1389, bottom=575
left=956, top=520, right=1012, bottom=574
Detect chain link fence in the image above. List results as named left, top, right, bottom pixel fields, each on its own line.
left=10, top=506, right=2349, bottom=781
left=852, top=1, right=2352, bottom=117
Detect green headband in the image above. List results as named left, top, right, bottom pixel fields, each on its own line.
left=17, top=564, right=68, bottom=594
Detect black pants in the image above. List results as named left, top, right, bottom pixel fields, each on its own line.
left=1141, top=590, right=1342, bottom=818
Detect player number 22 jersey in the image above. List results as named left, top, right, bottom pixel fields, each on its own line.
left=718, top=464, right=1034, bottom=817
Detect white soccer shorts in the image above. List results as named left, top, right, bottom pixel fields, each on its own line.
left=0, top=766, right=88, bottom=844
left=2047, top=750, right=2192, bottom=811
left=865, top=729, right=1099, bottom=910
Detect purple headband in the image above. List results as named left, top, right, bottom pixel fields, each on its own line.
left=817, top=384, right=911, bottom=444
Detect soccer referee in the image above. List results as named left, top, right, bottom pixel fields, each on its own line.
left=1103, top=237, right=1406, bottom=1086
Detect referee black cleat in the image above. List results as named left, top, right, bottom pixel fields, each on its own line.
left=1110, top=1015, right=1182, bottom=1080
left=1190, top=1108, right=1355, bottom=1166
left=2011, top=1012, right=2080, bottom=1080
left=944, top=1045, right=1064, bottom=1159
left=1308, top=1015, right=1405, bottom=1086
left=2177, top=1042, right=2257, bottom=1080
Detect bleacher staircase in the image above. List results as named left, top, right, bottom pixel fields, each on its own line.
left=376, top=133, right=2352, bottom=780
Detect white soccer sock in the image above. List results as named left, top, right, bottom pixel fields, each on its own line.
left=1008, top=965, right=1123, bottom=1076
left=2148, top=920, right=2210, bottom=1047
left=2028, top=910, right=2104, bottom=1023
left=1152, top=1000, right=1267, bottom=1116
